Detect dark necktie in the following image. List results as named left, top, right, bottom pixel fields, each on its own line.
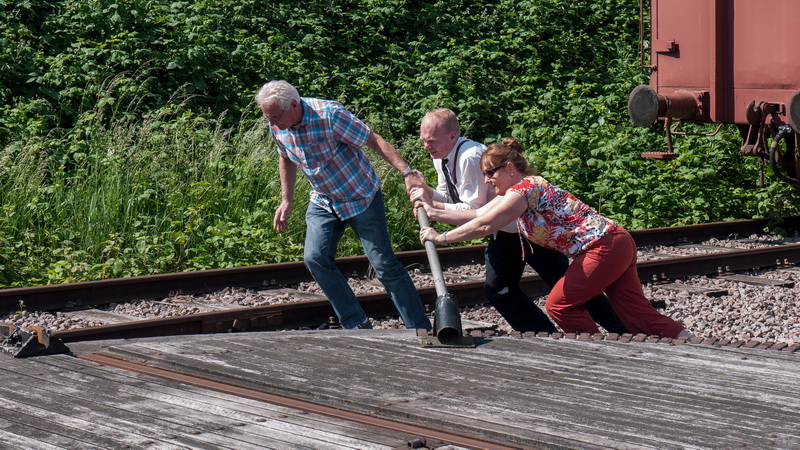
left=441, top=158, right=461, bottom=203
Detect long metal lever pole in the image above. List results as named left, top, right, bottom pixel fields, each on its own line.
left=415, top=205, right=448, bottom=297
left=415, top=202, right=472, bottom=347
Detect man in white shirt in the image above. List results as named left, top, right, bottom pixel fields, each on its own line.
left=409, top=108, right=627, bottom=333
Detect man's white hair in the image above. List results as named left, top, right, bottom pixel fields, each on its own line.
left=255, top=80, right=300, bottom=109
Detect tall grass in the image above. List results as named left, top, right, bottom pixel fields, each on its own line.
left=0, top=101, right=303, bottom=286
left=0, top=94, right=435, bottom=287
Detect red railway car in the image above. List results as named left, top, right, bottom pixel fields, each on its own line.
left=628, top=0, right=800, bottom=190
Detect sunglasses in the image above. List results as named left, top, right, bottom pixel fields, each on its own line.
left=482, top=164, right=505, bottom=178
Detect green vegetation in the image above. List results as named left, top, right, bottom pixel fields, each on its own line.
left=1, top=0, right=797, bottom=287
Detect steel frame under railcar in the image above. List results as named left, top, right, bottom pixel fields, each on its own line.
left=628, top=0, right=800, bottom=190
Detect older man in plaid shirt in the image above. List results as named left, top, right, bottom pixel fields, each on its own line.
left=255, top=80, right=431, bottom=330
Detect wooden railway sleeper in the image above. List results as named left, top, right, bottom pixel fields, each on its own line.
left=201, top=312, right=283, bottom=334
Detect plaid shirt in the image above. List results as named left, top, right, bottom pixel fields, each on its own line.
left=271, top=98, right=381, bottom=220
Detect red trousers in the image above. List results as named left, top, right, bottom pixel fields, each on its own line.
left=546, top=227, right=685, bottom=338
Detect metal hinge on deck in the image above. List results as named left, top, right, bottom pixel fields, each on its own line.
left=0, top=324, right=70, bottom=358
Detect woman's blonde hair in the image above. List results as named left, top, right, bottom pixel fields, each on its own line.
left=481, top=137, right=537, bottom=176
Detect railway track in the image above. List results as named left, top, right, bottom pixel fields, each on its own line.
left=2, top=217, right=800, bottom=347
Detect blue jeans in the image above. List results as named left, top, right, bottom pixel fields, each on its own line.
left=484, top=231, right=629, bottom=334
left=304, top=190, right=431, bottom=330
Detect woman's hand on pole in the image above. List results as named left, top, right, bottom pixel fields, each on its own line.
left=419, top=226, right=439, bottom=245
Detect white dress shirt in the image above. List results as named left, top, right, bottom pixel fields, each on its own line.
left=431, top=137, right=517, bottom=233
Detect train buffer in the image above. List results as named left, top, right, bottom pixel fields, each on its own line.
left=0, top=324, right=70, bottom=358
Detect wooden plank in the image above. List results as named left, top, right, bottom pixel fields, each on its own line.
left=777, top=265, right=800, bottom=274
left=0, top=407, right=102, bottom=449
left=640, top=249, right=692, bottom=259
left=40, top=356, right=403, bottom=450
left=4, top=355, right=423, bottom=449
left=0, top=426, right=72, bottom=450
left=675, top=244, right=740, bottom=252
left=96, top=337, right=584, bottom=447
left=62, top=308, right=141, bottom=324
left=736, top=238, right=786, bottom=247
left=78, top=331, right=800, bottom=449
left=0, top=382, right=169, bottom=449
left=654, top=282, right=729, bottom=296
left=717, top=274, right=794, bottom=287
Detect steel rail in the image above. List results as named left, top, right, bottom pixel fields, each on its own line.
left=51, top=242, right=800, bottom=343
left=79, top=352, right=520, bottom=450
left=2, top=216, right=798, bottom=315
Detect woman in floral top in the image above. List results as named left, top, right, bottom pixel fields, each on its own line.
left=417, top=137, right=691, bottom=338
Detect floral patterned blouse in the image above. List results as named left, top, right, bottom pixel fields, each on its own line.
left=509, top=176, right=616, bottom=257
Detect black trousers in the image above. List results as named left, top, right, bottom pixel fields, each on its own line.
left=483, top=231, right=629, bottom=334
